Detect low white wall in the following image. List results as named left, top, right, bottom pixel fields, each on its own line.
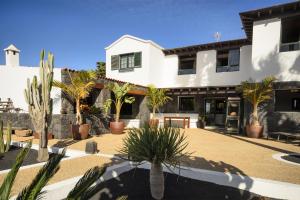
left=153, top=113, right=199, bottom=128
left=122, top=119, right=140, bottom=128
left=0, top=66, right=62, bottom=114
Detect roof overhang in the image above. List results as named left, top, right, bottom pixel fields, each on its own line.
left=163, top=39, right=250, bottom=56
left=239, top=1, right=300, bottom=41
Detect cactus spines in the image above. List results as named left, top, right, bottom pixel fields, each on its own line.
left=0, top=120, right=12, bottom=154
left=24, top=50, right=54, bottom=162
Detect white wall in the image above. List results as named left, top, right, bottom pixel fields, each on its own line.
left=106, top=37, right=153, bottom=86
left=106, top=29, right=300, bottom=89
left=0, top=66, right=62, bottom=114
left=251, top=18, right=300, bottom=82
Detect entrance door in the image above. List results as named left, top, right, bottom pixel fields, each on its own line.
left=204, top=98, right=227, bottom=127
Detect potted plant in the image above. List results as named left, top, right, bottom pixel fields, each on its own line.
left=120, top=127, right=189, bottom=200
left=53, top=70, right=96, bottom=139
left=198, top=115, right=206, bottom=129
left=104, top=82, right=135, bottom=134
left=238, top=76, right=275, bottom=138
left=146, top=84, right=172, bottom=128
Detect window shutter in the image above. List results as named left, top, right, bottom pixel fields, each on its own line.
left=134, top=52, right=142, bottom=68
left=111, top=55, right=119, bottom=70
left=228, top=49, right=240, bottom=67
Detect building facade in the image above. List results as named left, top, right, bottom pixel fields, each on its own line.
left=105, top=2, right=300, bottom=133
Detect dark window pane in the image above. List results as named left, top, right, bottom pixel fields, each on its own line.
left=179, top=97, right=194, bottom=111
left=281, top=15, right=300, bottom=44
left=275, top=90, right=300, bottom=112
left=178, top=55, right=196, bottom=75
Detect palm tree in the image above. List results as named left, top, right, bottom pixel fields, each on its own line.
left=53, top=70, right=96, bottom=125
left=104, top=82, right=135, bottom=122
left=146, top=84, right=172, bottom=121
left=119, top=127, right=189, bottom=200
left=0, top=142, right=107, bottom=200
left=238, top=76, right=275, bottom=126
left=104, top=82, right=135, bottom=134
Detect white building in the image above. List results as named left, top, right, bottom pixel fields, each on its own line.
left=105, top=1, right=300, bottom=131
left=0, top=45, right=62, bottom=114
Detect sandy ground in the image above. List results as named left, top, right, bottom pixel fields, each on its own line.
left=0, top=155, right=121, bottom=196
left=2, top=129, right=300, bottom=196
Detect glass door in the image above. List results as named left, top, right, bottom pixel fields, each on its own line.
left=204, top=98, right=227, bottom=127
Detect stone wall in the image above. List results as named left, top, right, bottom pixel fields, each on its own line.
left=0, top=112, right=110, bottom=139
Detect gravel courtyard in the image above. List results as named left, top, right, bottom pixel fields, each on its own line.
left=2, top=128, right=300, bottom=196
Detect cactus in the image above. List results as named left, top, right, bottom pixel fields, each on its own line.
left=24, top=50, right=54, bottom=162
left=0, top=120, right=12, bottom=154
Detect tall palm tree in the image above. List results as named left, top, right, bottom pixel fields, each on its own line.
left=238, top=76, right=275, bottom=126
left=0, top=142, right=107, bottom=200
left=146, top=84, right=172, bottom=119
left=53, top=70, right=96, bottom=125
left=120, top=127, right=189, bottom=200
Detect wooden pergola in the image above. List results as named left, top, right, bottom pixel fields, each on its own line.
left=165, top=86, right=239, bottom=96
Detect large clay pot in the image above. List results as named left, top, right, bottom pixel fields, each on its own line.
left=149, top=119, right=159, bottom=128
left=246, top=125, right=264, bottom=138
left=79, top=124, right=90, bottom=139
left=198, top=120, right=206, bottom=129
left=71, top=124, right=81, bottom=140
left=110, top=121, right=125, bottom=134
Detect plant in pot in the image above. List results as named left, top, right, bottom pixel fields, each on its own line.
left=104, top=82, right=135, bottom=134
left=146, top=84, right=172, bottom=128
left=198, top=115, right=206, bottom=129
left=53, top=70, right=96, bottom=140
left=238, top=76, right=275, bottom=138
left=120, top=126, right=189, bottom=200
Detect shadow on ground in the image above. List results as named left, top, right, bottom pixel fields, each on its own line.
left=89, top=157, right=272, bottom=200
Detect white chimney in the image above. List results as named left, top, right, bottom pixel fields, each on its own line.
left=4, top=44, right=20, bottom=67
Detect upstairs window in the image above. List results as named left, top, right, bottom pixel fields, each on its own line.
left=111, top=52, right=142, bottom=72
left=120, top=54, right=134, bottom=70
left=280, top=15, right=300, bottom=52
left=216, top=49, right=240, bottom=73
left=178, top=55, right=196, bottom=75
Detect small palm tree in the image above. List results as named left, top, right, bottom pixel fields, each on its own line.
left=104, top=82, right=135, bottom=122
left=146, top=85, right=172, bottom=119
left=53, top=70, right=96, bottom=125
left=238, top=76, right=275, bottom=126
left=0, top=142, right=107, bottom=200
left=120, top=127, right=189, bottom=200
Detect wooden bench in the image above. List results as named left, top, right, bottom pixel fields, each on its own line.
left=268, top=131, right=300, bottom=143
left=164, top=116, right=190, bottom=128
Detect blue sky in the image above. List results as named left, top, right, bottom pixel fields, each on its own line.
left=0, top=0, right=291, bottom=70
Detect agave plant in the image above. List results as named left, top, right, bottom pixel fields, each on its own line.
left=146, top=84, right=172, bottom=119
left=0, top=142, right=107, bottom=200
left=119, top=127, right=189, bottom=200
left=53, top=70, right=96, bottom=125
left=238, top=76, right=275, bottom=126
left=104, top=82, right=135, bottom=122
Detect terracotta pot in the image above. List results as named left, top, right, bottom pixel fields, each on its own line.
left=33, top=132, right=54, bottom=140
left=79, top=124, right=90, bottom=139
left=149, top=119, right=159, bottom=128
left=71, top=124, right=81, bottom=140
left=198, top=120, right=206, bottom=129
left=246, top=125, right=264, bottom=138
left=110, top=121, right=125, bottom=134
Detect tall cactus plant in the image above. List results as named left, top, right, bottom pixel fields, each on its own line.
left=24, top=50, right=54, bottom=162
left=0, top=120, right=12, bottom=154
